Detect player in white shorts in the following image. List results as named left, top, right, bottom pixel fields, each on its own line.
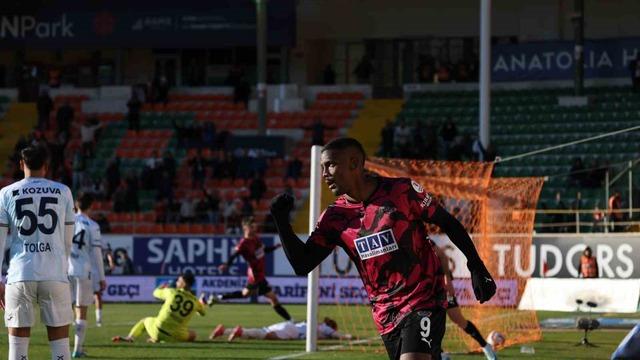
left=0, top=145, right=75, bottom=360
left=93, top=243, right=114, bottom=327
left=209, top=317, right=352, bottom=341
left=68, top=193, right=106, bottom=358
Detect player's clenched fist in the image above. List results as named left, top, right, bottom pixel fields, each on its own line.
left=467, top=261, right=496, bottom=303
left=270, top=193, right=294, bottom=220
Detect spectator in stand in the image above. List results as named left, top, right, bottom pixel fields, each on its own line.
left=441, top=117, right=458, bottom=159
left=569, top=157, right=586, bottom=187
left=417, top=59, right=434, bottom=83
left=234, top=76, right=251, bottom=110
left=569, top=191, right=586, bottom=233
left=249, top=173, right=267, bottom=205
left=305, top=118, right=334, bottom=146
left=423, top=119, right=439, bottom=159
left=180, top=195, right=196, bottom=224
left=72, top=151, right=87, bottom=190
left=323, top=64, right=336, bottom=85
left=162, top=151, right=177, bottom=180
left=119, top=250, right=135, bottom=275
left=48, top=132, right=66, bottom=178
left=608, top=191, right=624, bottom=232
left=189, top=151, right=207, bottom=188
left=155, top=200, right=168, bottom=224
left=106, top=157, right=121, bottom=198
left=285, top=156, right=303, bottom=181
left=578, top=246, right=598, bottom=278
left=354, top=55, right=374, bottom=84
left=379, top=119, right=395, bottom=157
left=124, top=174, right=140, bottom=212
left=112, top=181, right=127, bottom=213
left=56, top=100, right=74, bottom=138
left=435, top=61, right=451, bottom=83
left=218, top=152, right=237, bottom=179
left=127, top=93, right=142, bottom=133
left=241, top=197, right=254, bottom=217
left=454, top=62, right=470, bottom=82
left=36, top=89, right=53, bottom=130
left=592, top=202, right=605, bottom=232
left=553, top=191, right=568, bottom=233
left=202, top=188, right=221, bottom=225
left=224, top=200, right=243, bottom=234
left=80, top=117, right=102, bottom=158
left=392, top=119, right=412, bottom=157
left=156, top=76, right=169, bottom=104
left=157, top=170, right=175, bottom=205
left=203, top=122, right=216, bottom=150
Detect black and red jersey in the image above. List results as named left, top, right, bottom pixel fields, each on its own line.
left=235, top=236, right=266, bottom=284
left=308, top=176, right=446, bottom=334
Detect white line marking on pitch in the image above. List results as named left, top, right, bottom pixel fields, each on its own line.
left=268, top=338, right=378, bottom=360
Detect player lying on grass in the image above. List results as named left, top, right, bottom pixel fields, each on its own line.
left=270, top=137, right=496, bottom=360
left=432, top=244, right=497, bottom=360
left=209, top=317, right=351, bottom=341
left=111, top=272, right=207, bottom=343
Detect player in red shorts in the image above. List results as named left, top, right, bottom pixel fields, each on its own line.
left=214, top=216, right=292, bottom=321
left=270, top=137, right=496, bottom=360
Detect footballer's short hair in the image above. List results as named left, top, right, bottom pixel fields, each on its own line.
left=322, top=137, right=366, bottom=165
left=180, top=271, right=196, bottom=288
left=76, top=192, right=94, bottom=211
left=323, top=317, right=338, bottom=331
left=21, top=144, right=49, bottom=170
left=241, top=216, right=255, bottom=227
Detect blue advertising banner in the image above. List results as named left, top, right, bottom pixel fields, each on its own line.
left=132, top=235, right=276, bottom=276
left=492, top=38, right=640, bottom=81
left=0, top=0, right=295, bottom=48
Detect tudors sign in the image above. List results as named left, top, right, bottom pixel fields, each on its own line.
left=432, top=234, right=639, bottom=279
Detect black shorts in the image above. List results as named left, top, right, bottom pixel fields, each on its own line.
left=381, top=308, right=446, bottom=360
left=246, top=279, right=272, bottom=296
left=447, top=295, right=459, bottom=309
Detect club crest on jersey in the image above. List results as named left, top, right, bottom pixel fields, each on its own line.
left=411, top=180, right=424, bottom=193
left=354, top=229, right=399, bottom=260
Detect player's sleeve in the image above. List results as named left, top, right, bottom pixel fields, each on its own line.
left=275, top=209, right=335, bottom=276
left=403, top=178, right=483, bottom=267
left=153, top=287, right=170, bottom=300
left=90, top=224, right=106, bottom=281
left=0, top=190, right=7, bottom=268
left=63, top=187, right=75, bottom=258
left=196, top=297, right=206, bottom=316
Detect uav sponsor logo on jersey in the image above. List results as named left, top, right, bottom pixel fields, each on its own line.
left=354, top=229, right=399, bottom=260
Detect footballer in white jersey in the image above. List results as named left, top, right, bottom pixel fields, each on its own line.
left=0, top=145, right=74, bottom=360
left=68, top=193, right=106, bottom=357
left=211, top=317, right=351, bottom=341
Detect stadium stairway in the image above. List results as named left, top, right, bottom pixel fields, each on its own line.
left=291, top=99, right=403, bottom=233
left=0, top=103, right=37, bottom=173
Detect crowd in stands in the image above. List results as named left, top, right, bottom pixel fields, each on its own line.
left=378, top=116, right=495, bottom=161
left=11, top=86, right=312, bottom=235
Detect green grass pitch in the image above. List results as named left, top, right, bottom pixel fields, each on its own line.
left=0, top=304, right=634, bottom=359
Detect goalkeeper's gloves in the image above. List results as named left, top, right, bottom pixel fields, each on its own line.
left=467, top=260, right=496, bottom=304
left=270, top=193, right=295, bottom=222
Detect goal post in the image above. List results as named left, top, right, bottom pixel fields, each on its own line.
left=306, top=145, right=322, bottom=352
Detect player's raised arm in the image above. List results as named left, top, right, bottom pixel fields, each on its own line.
left=428, top=206, right=495, bottom=302
left=270, top=193, right=333, bottom=275
left=408, top=180, right=496, bottom=303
